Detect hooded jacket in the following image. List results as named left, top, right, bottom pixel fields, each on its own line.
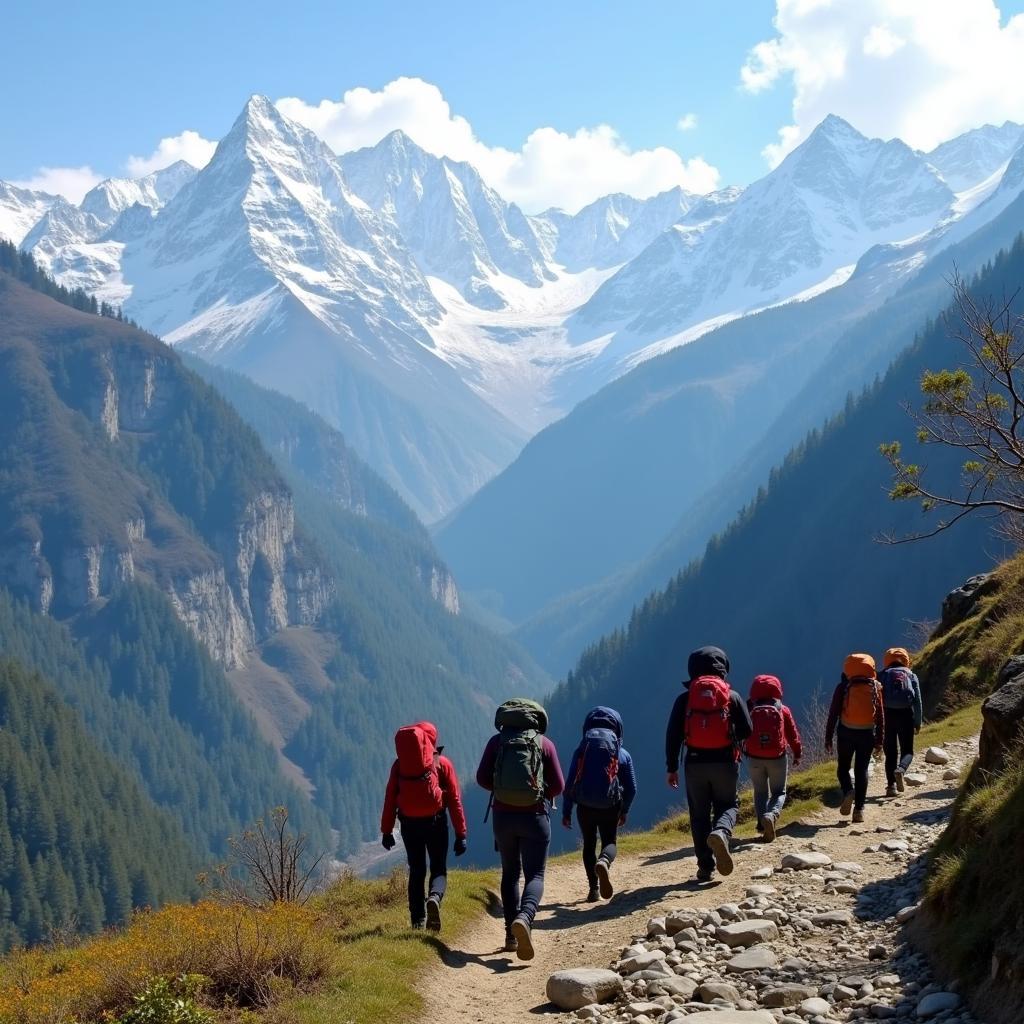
left=380, top=722, right=468, bottom=838
left=743, top=674, right=803, bottom=760
left=665, top=646, right=752, bottom=770
left=562, top=706, right=638, bottom=817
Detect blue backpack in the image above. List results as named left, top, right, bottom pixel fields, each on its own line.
left=881, top=667, right=915, bottom=709
left=568, top=707, right=623, bottom=810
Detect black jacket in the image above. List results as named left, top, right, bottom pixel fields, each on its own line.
left=665, top=648, right=752, bottom=770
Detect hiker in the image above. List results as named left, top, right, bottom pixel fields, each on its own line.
left=743, top=674, right=802, bottom=842
left=476, top=698, right=564, bottom=962
left=380, top=721, right=467, bottom=932
left=878, top=647, right=923, bottom=795
left=665, top=646, right=752, bottom=882
left=825, top=653, right=885, bottom=823
left=561, top=706, right=638, bottom=901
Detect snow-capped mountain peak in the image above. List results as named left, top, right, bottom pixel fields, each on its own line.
left=0, top=181, right=58, bottom=247
left=341, top=129, right=553, bottom=310
left=926, top=120, right=1024, bottom=192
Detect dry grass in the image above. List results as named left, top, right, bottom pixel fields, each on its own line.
left=0, top=901, right=331, bottom=1024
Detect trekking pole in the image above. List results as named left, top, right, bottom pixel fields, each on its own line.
left=484, top=792, right=493, bottom=824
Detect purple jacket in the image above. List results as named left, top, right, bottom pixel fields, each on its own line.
left=476, top=734, right=565, bottom=813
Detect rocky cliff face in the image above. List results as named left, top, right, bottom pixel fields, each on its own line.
left=0, top=305, right=334, bottom=668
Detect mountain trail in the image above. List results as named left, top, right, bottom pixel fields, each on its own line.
left=418, top=737, right=979, bottom=1023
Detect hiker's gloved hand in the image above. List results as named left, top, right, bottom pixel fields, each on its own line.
left=454, top=837, right=467, bottom=857
left=618, top=813, right=628, bottom=827
left=666, top=771, right=679, bottom=789
left=561, top=816, right=572, bottom=830
left=382, top=833, right=396, bottom=851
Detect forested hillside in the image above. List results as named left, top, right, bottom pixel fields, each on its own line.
left=0, top=656, right=198, bottom=950
left=545, top=240, right=1024, bottom=829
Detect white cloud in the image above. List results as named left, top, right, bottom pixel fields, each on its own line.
left=278, top=77, right=719, bottom=213
left=863, top=24, right=906, bottom=58
left=742, top=0, right=1024, bottom=167
left=676, top=113, right=699, bottom=131
left=11, top=166, right=103, bottom=203
left=126, top=130, right=217, bottom=176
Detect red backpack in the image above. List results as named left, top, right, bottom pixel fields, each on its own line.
left=685, top=676, right=734, bottom=750
left=395, top=724, right=444, bottom=818
left=747, top=701, right=787, bottom=758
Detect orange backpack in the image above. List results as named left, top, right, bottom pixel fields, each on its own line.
left=841, top=679, right=878, bottom=728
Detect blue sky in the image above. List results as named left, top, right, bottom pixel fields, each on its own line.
left=5, top=1, right=1024, bottom=212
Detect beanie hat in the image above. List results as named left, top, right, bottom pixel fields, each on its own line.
left=843, top=653, right=877, bottom=679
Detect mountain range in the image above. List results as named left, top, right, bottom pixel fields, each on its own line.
left=4, top=101, right=1020, bottom=520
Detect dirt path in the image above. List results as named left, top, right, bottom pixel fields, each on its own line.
left=417, top=741, right=974, bottom=1023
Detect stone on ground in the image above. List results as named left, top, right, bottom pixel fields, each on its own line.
left=812, top=909, right=853, bottom=926
left=942, top=768, right=961, bottom=781
left=760, top=983, right=817, bottom=1007
left=800, top=996, right=832, bottom=1016
left=726, top=945, right=778, bottom=972
left=546, top=968, right=623, bottom=1010
left=896, top=904, right=919, bottom=923
left=924, top=746, right=950, bottom=764
left=672, top=1013, right=776, bottom=1024
left=648, top=976, right=697, bottom=999
left=916, top=991, right=961, bottom=1016
left=904, top=772, right=928, bottom=787
left=618, top=950, right=665, bottom=974
left=716, top=919, right=780, bottom=947
left=699, top=980, right=743, bottom=1003
left=780, top=851, right=832, bottom=870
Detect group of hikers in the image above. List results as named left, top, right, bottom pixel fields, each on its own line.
left=379, top=643, right=923, bottom=961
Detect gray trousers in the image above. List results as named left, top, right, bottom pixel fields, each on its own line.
left=748, top=755, right=788, bottom=826
left=685, top=759, right=739, bottom=871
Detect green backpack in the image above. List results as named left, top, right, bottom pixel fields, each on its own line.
left=492, top=699, right=547, bottom=807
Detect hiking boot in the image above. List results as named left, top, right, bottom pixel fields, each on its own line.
left=707, top=830, right=734, bottom=876
left=595, top=857, right=614, bottom=899
left=503, top=927, right=517, bottom=952
left=411, top=920, right=425, bottom=931
left=425, top=895, right=442, bottom=932
left=511, top=916, right=534, bottom=961
left=885, top=784, right=897, bottom=797
left=762, top=815, right=776, bottom=843
left=695, top=865, right=715, bottom=883
left=852, top=807, right=865, bottom=823
left=585, top=885, right=600, bottom=902
left=895, top=768, right=906, bottom=793
left=840, top=791, right=854, bottom=816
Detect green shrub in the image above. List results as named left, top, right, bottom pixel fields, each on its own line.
left=116, top=976, right=212, bottom=1024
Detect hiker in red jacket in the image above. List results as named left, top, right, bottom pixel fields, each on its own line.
left=381, top=721, right=467, bottom=932
left=743, top=674, right=802, bottom=843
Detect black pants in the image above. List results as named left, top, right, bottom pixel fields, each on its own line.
left=400, top=813, right=448, bottom=926
left=684, top=759, right=739, bottom=871
left=576, top=804, right=619, bottom=887
left=884, top=707, right=916, bottom=784
left=837, top=724, right=875, bottom=810
left=492, top=808, right=550, bottom=928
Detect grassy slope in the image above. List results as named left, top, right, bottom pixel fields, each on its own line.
left=913, top=551, right=1024, bottom=1022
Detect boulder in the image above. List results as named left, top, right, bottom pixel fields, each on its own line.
left=699, top=981, right=742, bottom=1004
left=627, top=1001, right=667, bottom=1017
left=940, top=573, right=993, bottom=631
left=619, top=950, right=667, bottom=974
left=979, top=659, right=1024, bottom=772
left=780, top=851, right=832, bottom=870
left=647, top=976, right=697, bottom=1000
left=716, top=919, right=780, bottom=947
left=726, top=945, right=778, bottom=972
left=881, top=839, right=910, bottom=853
left=670, top=1013, right=776, bottom=1024
left=896, top=904, right=919, bottom=924
left=800, top=997, right=832, bottom=1016
left=761, top=983, right=817, bottom=1007
left=811, top=910, right=853, bottom=926
left=831, top=861, right=865, bottom=874
left=751, top=866, right=774, bottom=879
left=916, top=991, right=960, bottom=1017
left=546, top=969, right=623, bottom=1010
left=924, top=746, right=950, bottom=764
left=904, top=773, right=928, bottom=787
left=664, top=910, right=702, bottom=935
